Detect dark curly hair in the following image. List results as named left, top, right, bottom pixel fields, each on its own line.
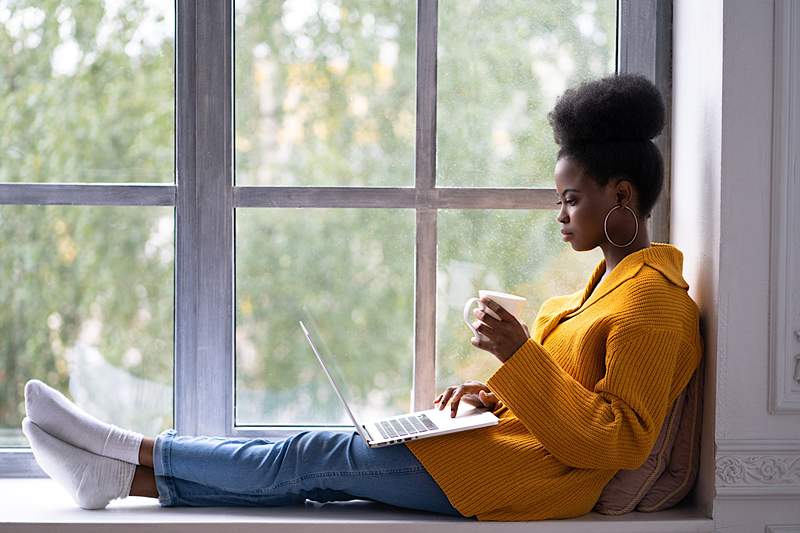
left=547, top=73, right=666, bottom=218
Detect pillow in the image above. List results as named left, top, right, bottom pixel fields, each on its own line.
left=636, top=356, right=704, bottom=512
left=593, top=382, right=687, bottom=515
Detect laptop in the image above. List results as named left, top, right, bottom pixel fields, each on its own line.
left=299, top=319, right=499, bottom=448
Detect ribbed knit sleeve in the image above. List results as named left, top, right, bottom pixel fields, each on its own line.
left=486, top=327, right=683, bottom=471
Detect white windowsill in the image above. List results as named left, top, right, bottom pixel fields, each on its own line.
left=0, top=479, right=713, bottom=533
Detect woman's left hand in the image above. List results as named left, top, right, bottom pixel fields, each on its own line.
left=470, top=297, right=531, bottom=363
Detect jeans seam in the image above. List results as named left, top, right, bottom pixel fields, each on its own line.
left=153, top=429, right=178, bottom=506
left=263, top=465, right=426, bottom=494
left=207, top=466, right=424, bottom=496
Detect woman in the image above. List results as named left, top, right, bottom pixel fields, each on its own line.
left=21, top=73, right=702, bottom=521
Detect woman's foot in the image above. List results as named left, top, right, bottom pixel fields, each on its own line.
left=23, top=379, right=143, bottom=465
left=22, top=418, right=135, bottom=510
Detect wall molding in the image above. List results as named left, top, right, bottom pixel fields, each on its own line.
left=716, top=439, right=800, bottom=499
left=769, top=0, right=800, bottom=413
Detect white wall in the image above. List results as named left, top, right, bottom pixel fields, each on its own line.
left=672, top=0, right=800, bottom=530
left=671, top=0, right=723, bottom=518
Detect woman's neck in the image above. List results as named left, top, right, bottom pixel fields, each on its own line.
left=600, top=224, right=651, bottom=275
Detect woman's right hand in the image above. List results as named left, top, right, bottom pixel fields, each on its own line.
left=433, top=380, right=502, bottom=418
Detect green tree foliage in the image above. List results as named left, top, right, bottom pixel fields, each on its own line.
left=0, top=0, right=174, bottom=443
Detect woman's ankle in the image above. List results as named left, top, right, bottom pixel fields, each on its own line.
left=138, top=437, right=155, bottom=468
left=129, top=465, right=158, bottom=498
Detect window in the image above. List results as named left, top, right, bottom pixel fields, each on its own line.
left=0, top=0, right=671, bottom=474
left=0, top=0, right=176, bottom=473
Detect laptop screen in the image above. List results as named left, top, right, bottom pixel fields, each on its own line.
left=299, top=308, right=366, bottom=425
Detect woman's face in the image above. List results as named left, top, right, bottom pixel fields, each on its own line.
left=553, top=157, right=619, bottom=252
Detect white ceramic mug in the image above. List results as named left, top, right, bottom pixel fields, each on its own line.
left=463, top=290, right=527, bottom=340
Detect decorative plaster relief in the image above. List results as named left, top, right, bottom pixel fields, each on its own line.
left=716, top=455, right=800, bottom=486
left=716, top=440, right=800, bottom=499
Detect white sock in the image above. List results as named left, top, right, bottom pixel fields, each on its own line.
left=24, top=379, right=144, bottom=465
left=22, top=417, right=135, bottom=510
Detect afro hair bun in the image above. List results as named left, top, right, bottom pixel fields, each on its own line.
left=548, top=73, right=665, bottom=147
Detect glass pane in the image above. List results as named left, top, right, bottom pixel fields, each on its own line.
left=234, top=0, right=416, bottom=186
left=0, top=2, right=174, bottom=183
left=236, top=208, right=415, bottom=425
left=437, top=1, right=617, bottom=188
left=436, top=210, right=603, bottom=389
left=0, top=206, right=174, bottom=447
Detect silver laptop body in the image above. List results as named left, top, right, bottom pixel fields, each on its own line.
left=299, top=320, right=499, bottom=448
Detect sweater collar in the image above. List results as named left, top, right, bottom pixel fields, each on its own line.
left=564, top=243, right=689, bottom=319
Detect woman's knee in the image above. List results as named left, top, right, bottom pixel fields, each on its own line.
left=284, top=430, right=356, bottom=459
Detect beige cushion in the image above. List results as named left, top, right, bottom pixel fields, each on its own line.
left=636, top=357, right=704, bottom=512
left=593, top=380, right=687, bottom=515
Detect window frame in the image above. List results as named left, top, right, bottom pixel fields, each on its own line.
left=0, top=0, right=671, bottom=476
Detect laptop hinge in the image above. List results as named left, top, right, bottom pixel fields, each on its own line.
left=361, top=424, right=374, bottom=441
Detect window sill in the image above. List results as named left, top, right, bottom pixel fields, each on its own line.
left=0, top=479, right=713, bottom=533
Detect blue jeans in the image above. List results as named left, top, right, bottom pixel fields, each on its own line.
left=152, top=428, right=462, bottom=517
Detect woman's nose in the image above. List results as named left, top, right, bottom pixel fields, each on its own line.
left=556, top=206, right=568, bottom=224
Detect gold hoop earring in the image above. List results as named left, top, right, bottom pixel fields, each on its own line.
left=604, top=205, right=639, bottom=248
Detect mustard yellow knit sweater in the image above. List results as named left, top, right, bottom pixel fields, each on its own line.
left=406, top=243, right=703, bottom=521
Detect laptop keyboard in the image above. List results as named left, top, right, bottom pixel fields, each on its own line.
left=375, top=414, right=439, bottom=439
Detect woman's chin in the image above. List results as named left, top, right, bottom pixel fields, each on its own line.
left=568, top=240, right=591, bottom=252
left=562, top=234, right=594, bottom=251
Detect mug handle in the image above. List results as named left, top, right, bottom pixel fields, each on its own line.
left=463, top=297, right=481, bottom=338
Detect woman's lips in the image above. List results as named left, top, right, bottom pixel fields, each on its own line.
left=561, top=231, right=573, bottom=241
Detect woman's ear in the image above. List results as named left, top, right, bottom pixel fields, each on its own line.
left=615, top=179, right=635, bottom=208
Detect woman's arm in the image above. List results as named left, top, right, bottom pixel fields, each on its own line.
left=486, top=325, right=688, bottom=471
